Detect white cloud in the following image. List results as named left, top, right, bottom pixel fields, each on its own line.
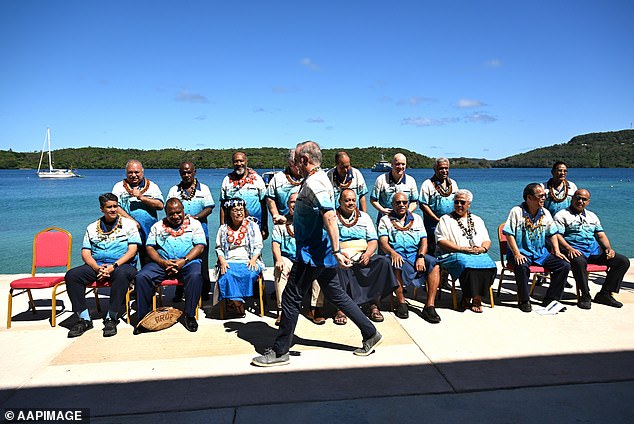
left=300, top=58, right=320, bottom=71
left=401, top=116, right=459, bottom=127
left=306, top=117, right=325, bottom=123
left=456, top=99, right=486, bottom=108
left=396, top=96, right=435, bottom=106
left=485, top=58, right=503, bottom=68
left=174, top=90, right=208, bottom=103
left=464, top=112, right=497, bottom=123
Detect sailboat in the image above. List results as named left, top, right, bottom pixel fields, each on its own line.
left=36, top=128, right=80, bottom=178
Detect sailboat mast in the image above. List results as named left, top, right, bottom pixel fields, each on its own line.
left=47, top=128, right=54, bottom=171
left=37, top=129, right=47, bottom=173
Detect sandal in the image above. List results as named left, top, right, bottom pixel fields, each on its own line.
left=369, top=304, right=384, bottom=322
left=471, top=297, right=483, bottom=313
left=333, top=310, right=348, bottom=325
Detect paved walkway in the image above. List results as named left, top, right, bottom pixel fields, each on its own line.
left=1, top=261, right=634, bottom=423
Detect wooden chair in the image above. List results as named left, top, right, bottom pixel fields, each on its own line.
left=87, top=280, right=134, bottom=323
left=217, top=273, right=266, bottom=319
left=153, top=278, right=201, bottom=320
left=449, top=269, right=495, bottom=310
left=496, top=223, right=549, bottom=301
left=7, top=227, right=72, bottom=328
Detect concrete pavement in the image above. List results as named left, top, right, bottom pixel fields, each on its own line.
left=1, top=261, right=634, bottom=423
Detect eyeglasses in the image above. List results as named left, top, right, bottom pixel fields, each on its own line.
left=393, top=200, right=408, bottom=205
left=531, top=193, right=547, bottom=199
left=573, top=196, right=589, bottom=202
left=453, top=200, right=467, bottom=205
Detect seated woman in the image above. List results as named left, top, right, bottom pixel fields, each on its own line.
left=215, top=198, right=265, bottom=317
left=434, top=189, right=496, bottom=313
left=336, top=189, right=398, bottom=323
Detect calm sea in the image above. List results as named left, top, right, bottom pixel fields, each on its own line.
left=1, top=168, right=632, bottom=274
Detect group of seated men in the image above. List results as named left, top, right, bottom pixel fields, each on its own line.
left=63, top=151, right=630, bottom=338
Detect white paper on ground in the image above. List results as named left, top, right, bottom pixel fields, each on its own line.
left=535, top=300, right=566, bottom=315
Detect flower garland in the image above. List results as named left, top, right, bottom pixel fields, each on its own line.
left=302, top=167, right=321, bottom=184
left=390, top=214, right=414, bottom=231
left=333, top=169, right=353, bottom=189
left=547, top=179, right=568, bottom=203
left=179, top=179, right=197, bottom=200
left=336, top=207, right=360, bottom=228
left=452, top=211, right=476, bottom=247
left=162, top=217, right=190, bottom=237
left=524, top=213, right=545, bottom=240
left=229, top=168, right=257, bottom=189
left=285, top=170, right=302, bottom=186
left=227, top=219, right=249, bottom=246
left=431, top=175, right=452, bottom=197
left=96, top=215, right=122, bottom=239
left=122, top=179, right=151, bottom=196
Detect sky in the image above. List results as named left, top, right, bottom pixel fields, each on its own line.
left=1, top=0, right=633, bottom=160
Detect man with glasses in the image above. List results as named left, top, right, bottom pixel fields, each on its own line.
left=553, top=189, right=630, bottom=309
left=378, top=192, right=441, bottom=322
left=167, top=162, right=215, bottom=301
left=502, top=183, right=570, bottom=313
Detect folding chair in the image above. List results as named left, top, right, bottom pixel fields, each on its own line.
left=496, top=223, right=549, bottom=300
left=7, top=227, right=72, bottom=328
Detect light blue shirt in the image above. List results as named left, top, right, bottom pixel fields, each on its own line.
left=554, top=207, right=603, bottom=257
left=503, top=204, right=559, bottom=265
left=167, top=181, right=215, bottom=238
left=112, top=178, right=164, bottom=243
left=378, top=212, right=427, bottom=263
left=82, top=216, right=141, bottom=266
left=265, top=170, right=301, bottom=216
left=220, top=169, right=267, bottom=224
left=146, top=217, right=207, bottom=267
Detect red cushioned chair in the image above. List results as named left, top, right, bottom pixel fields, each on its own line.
left=496, top=223, right=549, bottom=301
left=152, top=278, right=201, bottom=320
left=528, top=262, right=608, bottom=301
left=7, top=227, right=72, bottom=328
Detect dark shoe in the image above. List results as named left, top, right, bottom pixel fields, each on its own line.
left=519, top=301, right=532, bottom=313
left=594, top=291, right=623, bottom=308
left=102, top=318, right=118, bottom=337
left=395, top=303, right=409, bottom=319
left=354, top=331, right=383, bottom=356
left=252, top=348, right=290, bottom=367
left=578, top=296, right=592, bottom=310
left=133, top=325, right=149, bottom=335
left=307, top=309, right=326, bottom=325
left=422, top=306, right=441, bottom=324
left=184, top=316, right=198, bottom=332
left=68, top=319, right=93, bottom=338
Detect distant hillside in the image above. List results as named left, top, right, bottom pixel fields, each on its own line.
left=0, top=146, right=435, bottom=170
left=492, top=130, right=634, bottom=168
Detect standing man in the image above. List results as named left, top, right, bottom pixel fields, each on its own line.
left=220, top=151, right=268, bottom=239
left=266, top=149, right=302, bottom=225
left=370, top=153, right=419, bottom=224
left=65, top=193, right=140, bottom=338
left=543, top=161, right=577, bottom=217
left=112, top=159, right=164, bottom=265
left=167, top=162, right=215, bottom=301
left=419, top=158, right=459, bottom=255
left=134, top=198, right=206, bottom=333
left=326, top=151, right=368, bottom=212
left=503, top=183, right=571, bottom=312
left=554, top=189, right=630, bottom=309
left=252, top=141, right=382, bottom=367
left=378, top=192, right=442, bottom=323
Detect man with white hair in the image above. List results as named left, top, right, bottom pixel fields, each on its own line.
left=370, top=153, right=419, bottom=224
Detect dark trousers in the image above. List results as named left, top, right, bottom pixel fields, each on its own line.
left=175, top=240, right=211, bottom=297
left=135, top=261, right=202, bottom=319
left=570, top=253, right=630, bottom=297
left=273, top=261, right=377, bottom=355
left=508, top=254, right=571, bottom=303
left=65, top=263, right=137, bottom=316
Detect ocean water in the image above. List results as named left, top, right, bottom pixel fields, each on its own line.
left=1, top=168, right=632, bottom=274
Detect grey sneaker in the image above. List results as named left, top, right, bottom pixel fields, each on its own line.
left=354, top=331, right=383, bottom=356
left=252, top=348, right=290, bottom=367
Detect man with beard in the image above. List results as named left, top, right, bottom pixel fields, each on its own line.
left=220, top=151, right=268, bottom=239
left=554, top=188, right=630, bottom=309
left=112, top=159, right=164, bottom=265
left=167, top=162, right=215, bottom=301
left=134, top=198, right=206, bottom=333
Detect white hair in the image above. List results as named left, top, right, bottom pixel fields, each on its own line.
left=454, top=189, right=473, bottom=202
